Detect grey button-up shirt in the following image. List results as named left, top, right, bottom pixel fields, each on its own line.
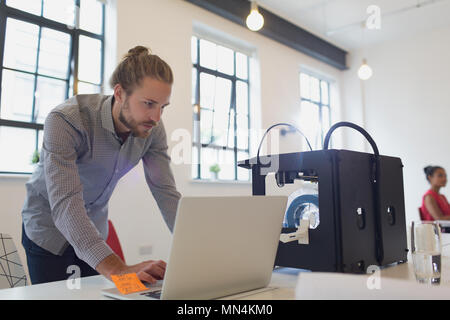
left=21, top=94, right=181, bottom=269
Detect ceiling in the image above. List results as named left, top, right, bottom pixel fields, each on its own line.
left=256, top=0, right=450, bottom=51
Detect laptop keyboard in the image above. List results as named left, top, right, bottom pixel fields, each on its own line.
left=140, top=289, right=162, bottom=299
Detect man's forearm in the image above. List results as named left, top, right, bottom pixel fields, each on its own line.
left=96, top=253, right=128, bottom=280
left=95, top=253, right=165, bottom=284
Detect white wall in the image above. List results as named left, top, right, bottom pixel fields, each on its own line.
left=341, top=25, right=450, bottom=224
left=0, top=0, right=344, bottom=269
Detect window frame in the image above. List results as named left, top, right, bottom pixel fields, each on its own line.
left=299, top=70, right=332, bottom=149
left=191, top=36, right=251, bottom=181
left=0, top=0, right=105, bottom=174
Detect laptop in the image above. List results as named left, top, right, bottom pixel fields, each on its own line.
left=102, top=195, right=287, bottom=300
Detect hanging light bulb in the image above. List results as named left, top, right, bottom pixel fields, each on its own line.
left=246, top=1, right=264, bottom=31
left=358, top=59, right=373, bottom=80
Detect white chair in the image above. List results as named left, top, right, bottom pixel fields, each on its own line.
left=0, top=233, right=28, bottom=288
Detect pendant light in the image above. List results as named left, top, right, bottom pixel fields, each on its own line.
left=358, top=59, right=373, bottom=80
left=246, top=1, right=264, bottom=31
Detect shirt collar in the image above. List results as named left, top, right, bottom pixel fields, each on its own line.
left=100, top=95, right=116, bottom=134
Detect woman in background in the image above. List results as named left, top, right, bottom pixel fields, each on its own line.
left=420, top=166, right=450, bottom=221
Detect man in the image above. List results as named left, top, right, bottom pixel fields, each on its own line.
left=21, top=46, right=181, bottom=285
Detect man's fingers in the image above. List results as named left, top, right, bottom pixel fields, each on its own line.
left=137, top=271, right=157, bottom=285
left=156, top=260, right=167, bottom=269
left=134, top=260, right=167, bottom=283
left=143, top=259, right=167, bottom=269
left=150, top=264, right=166, bottom=280
left=142, top=263, right=165, bottom=280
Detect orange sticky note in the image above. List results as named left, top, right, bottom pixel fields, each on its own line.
left=111, top=273, right=148, bottom=295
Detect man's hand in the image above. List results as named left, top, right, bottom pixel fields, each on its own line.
left=131, top=259, right=167, bottom=284
left=96, top=253, right=167, bottom=284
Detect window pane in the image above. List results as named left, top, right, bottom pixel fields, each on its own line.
left=212, top=109, right=228, bottom=146
left=43, top=0, right=76, bottom=27
left=38, top=28, right=71, bottom=79
left=218, top=149, right=235, bottom=180
left=299, top=101, right=320, bottom=149
left=199, top=39, right=217, bottom=70
left=236, top=81, right=248, bottom=115
left=321, top=81, right=329, bottom=105
left=211, top=77, right=231, bottom=145
left=322, top=106, right=331, bottom=142
left=191, top=145, right=199, bottom=179
left=237, top=151, right=250, bottom=181
left=191, top=68, right=197, bottom=105
left=200, top=74, right=231, bottom=112
left=199, top=73, right=215, bottom=110
left=0, top=70, right=34, bottom=122
left=192, top=108, right=200, bottom=143
left=227, top=108, right=235, bottom=149
left=6, top=0, right=42, bottom=15
left=38, top=129, right=44, bottom=150
left=80, top=0, right=103, bottom=34
left=236, top=52, right=248, bottom=80
left=3, top=18, right=39, bottom=73
left=214, top=77, right=231, bottom=112
left=300, top=73, right=310, bottom=100
left=68, top=74, right=75, bottom=96
left=78, top=36, right=102, bottom=84
left=77, top=81, right=100, bottom=94
left=236, top=113, right=248, bottom=130
left=200, top=147, right=218, bottom=179
left=0, top=126, right=36, bottom=173
left=35, top=76, right=67, bottom=124
left=310, top=76, right=320, bottom=103
left=237, top=114, right=249, bottom=150
left=217, top=45, right=234, bottom=76
left=191, top=36, right=198, bottom=64
left=200, top=109, right=213, bottom=145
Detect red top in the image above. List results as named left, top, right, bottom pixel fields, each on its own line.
left=420, top=189, right=450, bottom=221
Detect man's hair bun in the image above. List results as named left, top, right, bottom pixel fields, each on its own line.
left=125, top=46, right=151, bottom=59
left=110, top=45, right=173, bottom=94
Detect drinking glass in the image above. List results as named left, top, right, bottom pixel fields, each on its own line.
left=410, top=221, right=442, bottom=284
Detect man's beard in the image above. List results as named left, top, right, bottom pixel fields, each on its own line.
left=118, top=99, right=157, bottom=138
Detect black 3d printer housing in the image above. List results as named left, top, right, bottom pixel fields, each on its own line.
left=238, top=122, right=408, bottom=273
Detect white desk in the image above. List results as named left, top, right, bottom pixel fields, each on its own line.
left=0, top=261, right=449, bottom=300
left=1, top=235, right=450, bottom=300
left=0, top=268, right=299, bottom=300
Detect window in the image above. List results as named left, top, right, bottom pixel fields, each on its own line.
left=191, top=36, right=250, bottom=181
left=299, top=71, right=331, bottom=150
left=0, top=0, right=105, bottom=174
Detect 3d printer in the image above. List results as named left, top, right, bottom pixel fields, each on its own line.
left=238, top=122, right=408, bottom=273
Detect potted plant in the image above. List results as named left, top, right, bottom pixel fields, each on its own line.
left=31, top=150, right=40, bottom=165
left=209, top=163, right=220, bottom=180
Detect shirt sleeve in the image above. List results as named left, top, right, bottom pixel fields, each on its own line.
left=142, top=121, right=182, bottom=232
left=43, top=112, right=113, bottom=269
